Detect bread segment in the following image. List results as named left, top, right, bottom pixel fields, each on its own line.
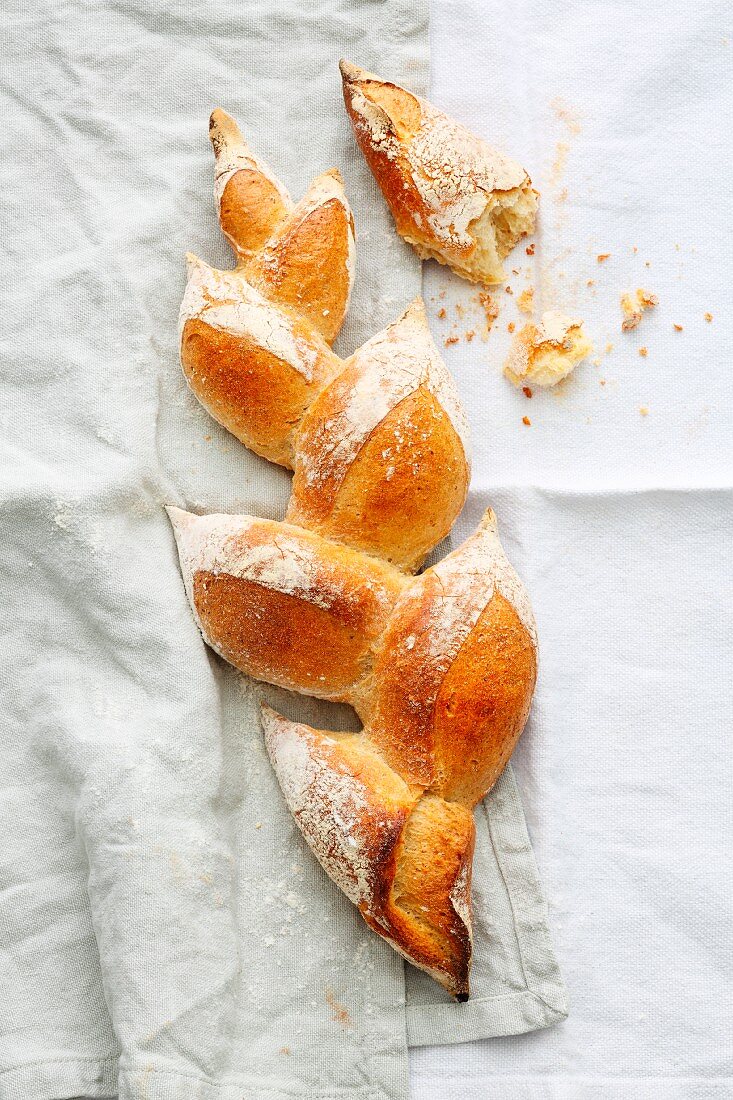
left=340, top=60, right=537, bottom=285
left=171, top=109, right=539, bottom=998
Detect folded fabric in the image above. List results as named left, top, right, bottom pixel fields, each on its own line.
left=0, top=1, right=565, bottom=1098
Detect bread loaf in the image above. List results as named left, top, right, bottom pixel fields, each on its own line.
left=168, top=507, right=537, bottom=998
left=170, top=111, right=538, bottom=998
left=340, top=60, right=537, bottom=285
left=180, top=111, right=469, bottom=570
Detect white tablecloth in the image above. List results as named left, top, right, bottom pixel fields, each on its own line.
left=412, top=0, right=733, bottom=1096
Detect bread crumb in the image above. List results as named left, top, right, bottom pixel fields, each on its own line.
left=455, top=302, right=465, bottom=318
left=280, top=1047, right=291, bottom=1055
left=522, top=386, right=533, bottom=398
left=704, top=312, right=713, bottom=322
left=479, top=292, right=499, bottom=332
left=437, top=307, right=446, bottom=319
left=326, top=989, right=352, bottom=1028
left=645, top=261, right=651, bottom=267
left=444, top=335, right=459, bottom=346
left=621, top=288, right=658, bottom=331
left=505, top=286, right=513, bottom=295
left=597, top=253, right=611, bottom=262
left=465, top=330, right=475, bottom=342
left=638, top=347, right=648, bottom=358
left=599, top=379, right=606, bottom=386
left=637, top=289, right=658, bottom=310
left=507, top=321, right=515, bottom=333
left=673, top=324, right=683, bottom=332
left=517, top=287, right=534, bottom=314
left=633, top=246, right=638, bottom=254
left=522, top=416, right=531, bottom=426
left=504, top=311, right=593, bottom=388
left=526, top=243, right=536, bottom=256
left=605, top=342, right=614, bottom=354
left=255, top=822, right=263, bottom=830
left=587, top=279, right=595, bottom=287
left=512, top=268, right=520, bottom=276
left=639, top=406, right=649, bottom=417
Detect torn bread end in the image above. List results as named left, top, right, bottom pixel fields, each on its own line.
left=458, top=183, right=538, bottom=285
left=504, top=311, right=593, bottom=388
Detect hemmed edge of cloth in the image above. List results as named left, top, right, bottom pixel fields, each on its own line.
left=0, top=1054, right=119, bottom=1100
left=405, top=765, right=568, bottom=1048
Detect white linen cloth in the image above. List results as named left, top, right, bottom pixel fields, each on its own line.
left=0, top=1, right=567, bottom=1099
left=412, top=0, right=733, bottom=1096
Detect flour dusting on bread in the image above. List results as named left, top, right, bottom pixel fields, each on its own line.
left=180, top=256, right=320, bottom=381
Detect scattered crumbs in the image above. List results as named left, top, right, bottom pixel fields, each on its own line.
left=279, top=1047, right=292, bottom=1056
left=522, top=416, right=532, bottom=426
left=505, top=286, right=513, bottom=295
left=437, top=307, right=446, bottom=319
left=465, top=330, right=475, bottom=342
left=455, top=302, right=465, bottom=318
left=526, top=243, right=536, bottom=256
left=587, top=279, right=595, bottom=287
left=592, top=357, right=602, bottom=367
left=704, top=312, right=713, bottom=323
left=605, top=343, right=614, bottom=354
left=325, top=989, right=352, bottom=1028
left=255, top=822, right=263, bottom=830
left=517, top=287, right=534, bottom=314
left=621, top=288, right=658, bottom=331
left=438, top=290, right=446, bottom=299
left=638, top=346, right=648, bottom=358
left=675, top=244, right=680, bottom=252
left=673, top=324, right=684, bottom=332
left=444, top=334, right=459, bottom=346
left=522, top=386, right=533, bottom=399
left=597, top=253, right=611, bottom=263
left=645, top=261, right=651, bottom=267
left=507, top=321, right=516, bottom=333
left=550, top=96, right=582, bottom=134
left=633, top=246, right=638, bottom=254
left=599, top=379, right=606, bottom=386
left=639, top=406, right=649, bottom=417
left=511, top=268, right=520, bottom=276
left=479, top=292, right=499, bottom=332
left=550, top=140, right=570, bottom=189
left=637, top=289, right=658, bottom=309
left=204, top=434, right=212, bottom=442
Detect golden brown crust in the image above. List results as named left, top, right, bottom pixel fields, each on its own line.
left=340, top=61, right=537, bottom=285
left=181, top=516, right=405, bottom=700
left=251, top=176, right=354, bottom=343
left=180, top=316, right=338, bottom=467
left=170, top=505, right=537, bottom=999
left=433, top=593, right=537, bottom=804
left=172, top=105, right=540, bottom=1000
left=371, top=794, right=475, bottom=999
left=263, top=707, right=474, bottom=998
left=218, top=169, right=290, bottom=260
left=289, top=385, right=468, bottom=570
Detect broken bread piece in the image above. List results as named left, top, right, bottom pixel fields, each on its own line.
left=621, top=288, right=658, bottom=331
left=340, top=60, right=538, bottom=285
left=504, top=311, right=592, bottom=388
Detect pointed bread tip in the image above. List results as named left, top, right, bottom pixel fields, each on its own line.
left=339, top=59, right=378, bottom=84
left=165, top=505, right=197, bottom=535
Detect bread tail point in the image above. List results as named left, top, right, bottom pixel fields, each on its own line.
left=261, top=702, right=473, bottom=999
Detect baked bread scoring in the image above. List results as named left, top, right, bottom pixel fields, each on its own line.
left=170, top=110, right=538, bottom=998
